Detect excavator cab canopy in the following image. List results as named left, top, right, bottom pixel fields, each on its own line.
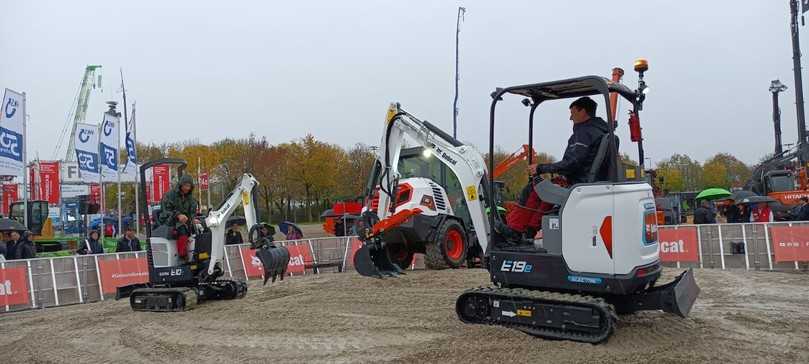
left=487, top=76, right=645, bottom=231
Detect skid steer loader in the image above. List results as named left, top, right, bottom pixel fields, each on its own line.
left=116, top=159, right=289, bottom=312
left=455, top=60, right=700, bottom=343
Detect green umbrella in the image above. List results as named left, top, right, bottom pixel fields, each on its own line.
left=696, top=188, right=731, bottom=201
left=485, top=206, right=507, bottom=214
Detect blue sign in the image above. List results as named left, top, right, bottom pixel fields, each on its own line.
left=77, top=150, right=98, bottom=172
left=126, top=134, right=137, bottom=163
left=100, top=143, right=117, bottom=170
left=567, top=275, right=603, bottom=285
left=0, top=126, right=23, bottom=162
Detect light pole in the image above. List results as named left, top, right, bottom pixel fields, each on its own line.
left=770, top=79, right=788, bottom=155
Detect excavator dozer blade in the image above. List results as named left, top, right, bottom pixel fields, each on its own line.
left=116, top=283, right=150, bottom=300
left=353, top=243, right=403, bottom=278
left=613, top=268, right=700, bottom=317
left=255, top=245, right=291, bottom=285
left=657, top=268, right=700, bottom=317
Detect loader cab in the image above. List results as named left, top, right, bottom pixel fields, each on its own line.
left=486, top=73, right=661, bottom=295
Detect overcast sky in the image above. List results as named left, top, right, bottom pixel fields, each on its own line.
left=0, top=0, right=803, bottom=166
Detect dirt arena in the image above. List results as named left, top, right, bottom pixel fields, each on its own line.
left=1, top=268, right=807, bottom=363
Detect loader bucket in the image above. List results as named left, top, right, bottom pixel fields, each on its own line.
left=353, top=243, right=404, bottom=278
left=255, top=245, right=290, bottom=285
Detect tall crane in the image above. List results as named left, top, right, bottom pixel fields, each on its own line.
left=55, top=65, right=102, bottom=161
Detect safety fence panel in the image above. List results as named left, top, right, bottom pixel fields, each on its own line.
left=659, top=222, right=809, bottom=271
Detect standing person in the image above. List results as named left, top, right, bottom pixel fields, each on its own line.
left=157, top=174, right=199, bottom=260
left=750, top=202, right=774, bottom=223
left=5, top=230, right=36, bottom=260
left=693, top=200, right=716, bottom=224
left=225, top=225, right=243, bottom=245
left=725, top=202, right=742, bottom=223
left=78, top=230, right=104, bottom=255
left=116, top=226, right=141, bottom=252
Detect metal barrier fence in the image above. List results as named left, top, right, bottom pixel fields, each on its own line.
left=3, top=222, right=807, bottom=314
left=1, top=236, right=354, bottom=314
left=659, top=221, right=809, bottom=271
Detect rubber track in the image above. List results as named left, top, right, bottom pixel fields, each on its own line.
left=457, top=287, right=618, bottom=344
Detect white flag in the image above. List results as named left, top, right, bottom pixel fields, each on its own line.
left=74, top=122, right=99, bottom=183
left=99, top=112, right=119, bottom=182
left=0, top=89, right=25, bottom=177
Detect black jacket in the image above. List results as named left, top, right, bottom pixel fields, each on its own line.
left=725, top=204, right=742, bottom=223
left=694, top=206, right=716, bottom=224
left=537, top=117, right=613, bottom=185
left=5, top=239, right=36, bottom=260
left=78, top=238, right=104, bottom=255
left=116, top=236, right=141, bottom=252
left=226, top=230, right=243, bottom=245
left=797, top=204, right=809, bottom=221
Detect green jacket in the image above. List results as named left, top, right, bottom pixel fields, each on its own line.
left=158, top=174, right=199, bottom=227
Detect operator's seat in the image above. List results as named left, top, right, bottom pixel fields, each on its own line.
left=535, top=132, right=618, bottom=206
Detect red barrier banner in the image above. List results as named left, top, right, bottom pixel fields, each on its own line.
left=152, top=164, right=170, bottom=203
left=2, top=184, right=17, bottom=216
left=770, top=226, right=809, bottom=262
left=0, top=266, right=30, bottom=306
left=286, top=244, right=313, bottom=274
left=39, top=161, right=60, bottom=204
left=241, top=247, right=264, bottom=278
left=658, top=227, right=700, bottom=262
left=98, top=258, right=149, bottom=294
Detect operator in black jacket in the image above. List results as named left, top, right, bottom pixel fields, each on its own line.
left=508, top=97, right=613, bottom=238
left=533, top=96, right=612, bottom=185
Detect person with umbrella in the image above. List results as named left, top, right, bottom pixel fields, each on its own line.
left=693, top=199, right=716, bottom=224
left=0, top=218, right=35, bottom=260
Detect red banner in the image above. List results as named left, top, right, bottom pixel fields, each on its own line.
left=152, top=164, right=170, bottom=204
left=241, top=246, right=264, bottom=278
left=2, top=184, right=18, bottom=216
left=39, top=161, right=60, bottom=205
left=199, top=172, right=209, bottom=190
left=770, top=226, right=809, bottom=262
left=286, top=244, right=313, bottom=274
left=97, top=257, right=149, bottom=294
left=658, top=227, right=700, bottom=262
left=28, top=167, right=38, bottom=200
left=0, top=266, right=31, bottom=306
left=89, top=183, right=101, bottom=204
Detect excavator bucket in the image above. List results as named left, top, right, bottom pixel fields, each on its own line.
left=353, top=243, right=404, bottom=278
left=254, top=245, right=291, bottom=285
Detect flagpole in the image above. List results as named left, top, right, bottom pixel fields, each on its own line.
left=132, top=102, right=139, bottom=236
left=197, top=156, right=202, bottom=208
left=98, top=123, right=104, bottom=242
left=22, top=92, right=28, bottom=228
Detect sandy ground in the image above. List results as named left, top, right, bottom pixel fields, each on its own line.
left=1, top=268, right=807, bottom=364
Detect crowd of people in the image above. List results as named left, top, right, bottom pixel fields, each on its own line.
left=694, top=197, right=809, bottom=224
